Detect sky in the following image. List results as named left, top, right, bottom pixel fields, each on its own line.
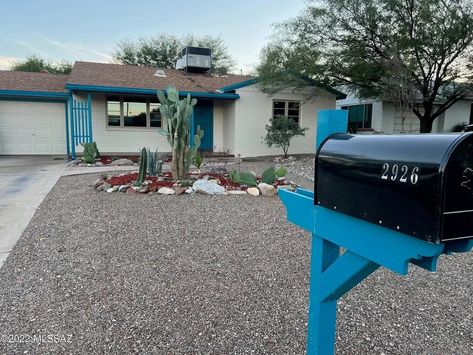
left=0, top=0, right=307, bottom=74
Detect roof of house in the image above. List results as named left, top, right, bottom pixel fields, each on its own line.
left=0, top=70, right=69, bottom=93
left=67, top=61, right=255, bottom=93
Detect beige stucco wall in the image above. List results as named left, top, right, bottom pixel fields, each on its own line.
left=73, top=93, right=168, bottom=154
left=233, top=85, right=336, bottom=157
left=74, top=87, right=337, bottom=157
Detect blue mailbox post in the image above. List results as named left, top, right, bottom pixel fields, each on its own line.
left=279, top=110, right=473, bottom=355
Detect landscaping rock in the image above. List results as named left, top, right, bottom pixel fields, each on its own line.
left=158, top=187, right=175, bottom=195
left=92, top=179, right=104, bottom=189
left=126, top=187, right=136, bottom=194
left=118, top=185, right=131, bottom=193
left=95, top=161, right=104, bottom=167
left=95, top=185, right=104, bottom=192
left=227, top=190, right=247, bottom=195
left=107, top=186, right=119, bottom=193
left=185, top=187, right=194, bottom=194
left=192, top=180, right=226, bottom=195
left=174, top=187, right=186, bottom=195
left=208, top=179, right=221, bottom=185
left=111, top=158, right=134, bottom=166
left=247, top=187, right=260, bottom=196
left=277, top=185, right=296, bottom=192
left=139, top=187, right=149, bottom=194
left=258, top=183, right=277, bottom=197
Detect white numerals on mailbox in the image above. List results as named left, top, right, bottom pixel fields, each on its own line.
left=381, top=163, right=419, bottom=184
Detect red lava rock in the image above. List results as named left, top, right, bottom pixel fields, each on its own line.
left=104, top=171, right=289, bottom=194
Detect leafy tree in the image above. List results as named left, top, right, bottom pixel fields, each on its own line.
left=257, top=0, right=473, bottom=133
left=11, top=55, right=72, bottom=74
left=114, top=34, right=235, bottom=73
left=264, top=116, right=308, bottom=158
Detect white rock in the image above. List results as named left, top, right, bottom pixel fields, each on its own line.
left=258, top=183, right=277, bottom=197
left=247, top=187, right=260, bottom=196
left=158, top=187, right=175, bottom=195
left=227, top=190, right=247, bottom=195
left=106, top=186, right=119, bottom=193
left=95, top=161, right=104, bottom=167
left=185, top=187, right=194, bottom=194
left=192, top=179, right=226, bottom=194
left=118, top=185, right=130, bottom=192
left=277, top=185, right=296, bottom=192
left=111, top=158, right=134, bottom=166
left=208, top=179, right=220, bottom=185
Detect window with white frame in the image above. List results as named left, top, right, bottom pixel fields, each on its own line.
left=107, top=96, right=162, bottom=128
left=273, top=100, right=301, bottom=124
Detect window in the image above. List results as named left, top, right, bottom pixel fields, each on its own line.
left=341, top=104, right=372, bottom=132
left=106, top=96, right=162, bottom=129
left=273, top=100, right=301, bottom=124
left=124, top=101, right=147, bottom=127
left=107, top=101, right=121, bottom=126
left=149, top=103, right=162, bottom=127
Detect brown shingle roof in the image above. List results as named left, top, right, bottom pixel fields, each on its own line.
left=67, top=61, right=254, bottom=93
left=0, top=71, right=69, bottom=93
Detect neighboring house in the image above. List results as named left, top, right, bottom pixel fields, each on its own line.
left=0, top=61, right=345, bottom=158
left=336, top=95, right=473, bottom=134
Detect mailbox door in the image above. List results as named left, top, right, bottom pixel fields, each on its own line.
left=441, top=133, right=473, bottom=241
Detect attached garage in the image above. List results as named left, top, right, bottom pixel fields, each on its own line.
left=0, top=71, right=69, bottom=156
left=0, top=100, right=66, bottom=155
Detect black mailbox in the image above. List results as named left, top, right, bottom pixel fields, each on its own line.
left=315, top=133, right=473, bottom=243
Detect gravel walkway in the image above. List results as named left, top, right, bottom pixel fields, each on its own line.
left=0, top=171, right=472, bottom=354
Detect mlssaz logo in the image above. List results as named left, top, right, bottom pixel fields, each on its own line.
left=461, top=167, right=473, bottom=191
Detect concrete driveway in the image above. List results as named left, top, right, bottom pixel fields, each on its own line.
left=0, top=156, right=67, bottom=268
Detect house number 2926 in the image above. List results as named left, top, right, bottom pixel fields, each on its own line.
left=381, top=163, right=419, bottom=184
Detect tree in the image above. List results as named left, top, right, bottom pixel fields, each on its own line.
left=114, top=34, right=235, bottom=73
left=257, top=0, right=473, bottom=133
left=264, top=116, right=308, bottom=158
left=11, top=55, right=72, bottom=74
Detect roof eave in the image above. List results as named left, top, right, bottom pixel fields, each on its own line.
left=66, top=84, right=240, bottom=100
left=0, top=89, right=68, bottom=101
left=218, top=78, right=258, bottom=93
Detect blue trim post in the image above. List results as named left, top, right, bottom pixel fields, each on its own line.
left=87, top=93, right=93, bottom=142
left=69, top=94, right=76, bottom=159
left=65, top=102, right=70, bottom=158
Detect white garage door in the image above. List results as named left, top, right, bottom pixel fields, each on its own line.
left=0, top=101, right=66, bottom=155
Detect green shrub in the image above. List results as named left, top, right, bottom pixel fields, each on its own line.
left=264, top=116, right=307, bottom=158
left=81, top=142, right=100, bottom=164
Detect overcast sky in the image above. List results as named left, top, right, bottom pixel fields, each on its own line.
left=0, top=0, right=306, bottom=73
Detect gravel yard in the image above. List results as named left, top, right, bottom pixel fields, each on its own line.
left=0, top=168, right=472, bottom=354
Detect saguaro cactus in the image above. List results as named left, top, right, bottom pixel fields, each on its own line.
left=157, top=87, right=203, bottom=180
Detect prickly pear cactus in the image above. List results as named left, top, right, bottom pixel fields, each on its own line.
left=157, top=87, right=202, bottom=180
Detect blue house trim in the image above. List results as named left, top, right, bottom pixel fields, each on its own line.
left=66, top=84, right=240, bottom=100
left=218, top=78, right=257, bottom=93
left=0, top=90, right=69, bottom=101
